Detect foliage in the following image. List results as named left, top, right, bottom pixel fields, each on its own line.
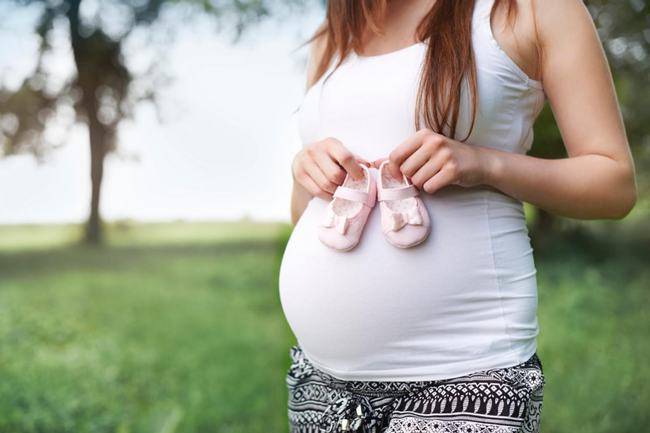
left=0, top=0, right=300, bottom=242
left=0, top=0, right=647, bottom=242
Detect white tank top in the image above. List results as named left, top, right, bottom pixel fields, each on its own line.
left=279, top=0, right=546, bottom=381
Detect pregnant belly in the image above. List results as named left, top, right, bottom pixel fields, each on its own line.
left=278, top=187, right=538, bottom=380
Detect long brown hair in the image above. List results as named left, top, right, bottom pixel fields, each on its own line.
left=310, top=0, right=516, bottom=141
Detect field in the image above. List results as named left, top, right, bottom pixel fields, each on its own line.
left=0, top=222, right=648, bottom=433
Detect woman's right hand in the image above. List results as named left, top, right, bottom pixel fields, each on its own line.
left=292, top=138, right=370, bottom=200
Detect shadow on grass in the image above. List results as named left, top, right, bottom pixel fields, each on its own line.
left=0, top=238, right=286, bottom=279
left=0, top=227, right=296, bottom=433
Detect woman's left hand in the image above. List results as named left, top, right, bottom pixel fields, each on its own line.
left=375, top=129, right=491, bottom=194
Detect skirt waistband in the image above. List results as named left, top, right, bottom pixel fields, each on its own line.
left=288, top=345, right=543, bottom=398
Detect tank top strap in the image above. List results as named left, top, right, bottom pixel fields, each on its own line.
left=473, top=0, right=544, bottom=90
left=472, top=0, right=496, bottom=37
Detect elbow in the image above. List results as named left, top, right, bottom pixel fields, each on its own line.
left=606, top=169, right=638, bottom=220
left=609, top=187, right=637, bottom=220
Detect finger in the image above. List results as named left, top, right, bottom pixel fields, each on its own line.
left=304, top=161, right=337, bottom=195
left=387, top=160, right=403, bottom=180
left=410, top=146, right=451, bottom=187
left=422, top=167, right=457, bottom=195
left=314, top=152, right=347, bottom=186
left=372, top=157, right=400, bottom=178
left=388, top=129, right=431, bottom=168
left=297, top=171, right=331, bottom=200
left=329, top=141, right=364, bottom=180
left=400, top=145, right=434, bottom=178
left=410, top=159, right=443, bottom=189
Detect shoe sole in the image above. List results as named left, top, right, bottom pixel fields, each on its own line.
left=383, top=228, right=431, bottom=249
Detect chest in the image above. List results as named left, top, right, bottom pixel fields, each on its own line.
left=297, top=28, right=543, bottom=158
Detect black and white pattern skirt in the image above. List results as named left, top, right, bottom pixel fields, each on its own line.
left=286, top=346, right=545, bottom=433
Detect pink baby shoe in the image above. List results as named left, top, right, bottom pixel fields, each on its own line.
left=377, top=160, right=431, bottom=248
left=319, top=164, right=377, bottom=251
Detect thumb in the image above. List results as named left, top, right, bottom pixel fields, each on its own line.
left=374, top=157, right=402, bottom=179
left=354, top=154, right=372, bottom=167
left=372, top=157, right=388, bottom=169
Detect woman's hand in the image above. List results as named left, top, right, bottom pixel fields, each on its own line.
left=378, top=129, right=490, bottom=194
left=292, top=138, right=370, bottom=200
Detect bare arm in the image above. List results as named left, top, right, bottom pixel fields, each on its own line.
left=387, top=0, right=637, bottom=220
left=483, top=0, right=636, bottom=219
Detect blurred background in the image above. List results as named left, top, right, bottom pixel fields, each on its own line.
left=0, top=1, right=648, bottom=432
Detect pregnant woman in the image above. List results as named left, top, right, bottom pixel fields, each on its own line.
left=279, top=0, right=636, bottom=432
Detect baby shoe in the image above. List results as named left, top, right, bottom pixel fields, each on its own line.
left=377, top=160, right=430, bottom=248
left=319, top=164, right=377, bottom=251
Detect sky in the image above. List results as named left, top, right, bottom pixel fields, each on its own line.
left=0, top=3, right=322, bottom=224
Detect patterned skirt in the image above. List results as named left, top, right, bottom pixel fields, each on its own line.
left=286, top=346, right=545, bottom=433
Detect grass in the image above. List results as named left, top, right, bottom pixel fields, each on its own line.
left=533, top=233, right=650, bottom=433
left=0, top=222, right=293, bottom=433
left=0, top=222, right=648, bottom=433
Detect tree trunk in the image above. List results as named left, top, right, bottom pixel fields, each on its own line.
left=85, top=119, right=106, bottom=244
left=67, top=0, right=106, bottom=245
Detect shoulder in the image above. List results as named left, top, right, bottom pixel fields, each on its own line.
left=531, top=0, right=597, bottom=48
left=490, top=0, right=595, bottom=81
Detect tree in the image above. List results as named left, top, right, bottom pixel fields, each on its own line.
left=0, top=0, right=292, bottom=243
left=1, top=1, right=646, bottom=242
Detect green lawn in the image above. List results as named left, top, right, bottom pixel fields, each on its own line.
left=0, top=222, right=648, bottom=433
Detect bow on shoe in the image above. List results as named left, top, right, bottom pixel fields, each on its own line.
left=386, top=205, right=422, bottom=232
left=323, top=209, right=349, bottom=235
